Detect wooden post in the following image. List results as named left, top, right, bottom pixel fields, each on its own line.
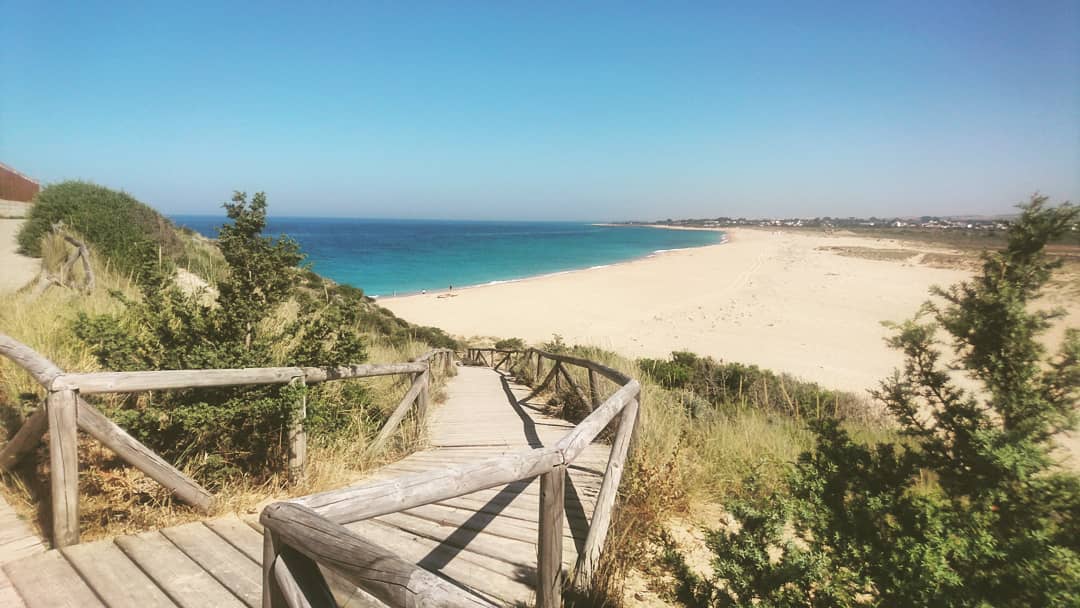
left=537, top=465, right=566, bottom=607
left=588, top=369, right=601, bottom=410
left=417, top=368, right=431, bottom=420
left=554, top=363, right=563, bottom=394
left=369, top=371, right=429, bottom=453
left=287, top=375, right=307, bottom=485
left=263, top=529, right=286, bottom=608
left=47, top=388, right=79, bottom=547
left=574, top=398, right=639, bottom=586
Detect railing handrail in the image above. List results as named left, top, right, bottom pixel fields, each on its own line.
left=0, top=332, right=455, bottom=550
left=275, top=347, right=641, bottom=607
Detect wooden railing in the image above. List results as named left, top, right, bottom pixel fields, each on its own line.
left=0, top=333, right=454, bottom=549
left=262, top=348, right=640, bottom=608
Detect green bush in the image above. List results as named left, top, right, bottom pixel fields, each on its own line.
left=494, top=337, right=525, bottom=350
left=674, top=196, right=1080, bottom=607
left=640, top=351, right=864, bottom=420
left=75, top=192, right=368, bottom=483
left=18, top=181, right=183, bottom=276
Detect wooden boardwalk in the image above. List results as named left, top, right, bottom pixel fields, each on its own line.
left=1, top=365, right=613, bottom=607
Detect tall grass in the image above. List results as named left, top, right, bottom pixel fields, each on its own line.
left=504, top=343, right=889, bottom=605
left=0, top=244, right=455, bottom=542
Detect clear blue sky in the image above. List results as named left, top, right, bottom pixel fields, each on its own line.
left=1, top=1, right=1077, bottom=220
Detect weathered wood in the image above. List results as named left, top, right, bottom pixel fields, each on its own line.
left=0, top=406, right=47, bottom=470
left=272, top=550, right=336, bottom=608
left=52, top=367, right=304, bottom=393
left=556, top=379, right=640, bottom=462
left=47, top=389, right=79, bottom=548
left=4, top=550, right=106, bottom=607
left=529, top=349, right=632, bottom=385
left=160, top=521, right=262, bottom=607
left=0, top=334, right=64, bottom=387
left=416, top=371, right=431, bottom=420
left=263, top=530, right=287, bottom=608
left=537, top=466, right=566, bottom=608
left=588, top=369, right=601, bottom=409
left=519, top=363, right=559, bottom=404
left=559, top=365, right=590, bottom=408
left=369, top=370, right=429, bottom=454
left=574, top=399, right=639, bottom=586
left=303, top=361, right=427, bottom=383
left=62, top=539, right=175, bottom=608
left=116, top=530, right=246, bottom=608
left=76, top=397, right=213, bottom=511
left=300, top=446, right=564, bottom=524
left=287, top=375, right=306, bottom=485
left=261, top=502, right=496, bottom=607
left=535, top=352, right=543, bottom=382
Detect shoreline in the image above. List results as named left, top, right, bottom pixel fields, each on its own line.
left=382, top=227, right=981, bottom=393
left=376, top=228, right=728, bottom=300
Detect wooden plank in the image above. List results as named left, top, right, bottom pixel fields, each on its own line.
left=4, top=550, right=105, bottom=608
left=61, top=540, right=176, bottom=608
left=347, top=519, right=533, bottom=606
left=46, top=389, right=79, bottom=548
left=528, top=349, right=632, bottom=385
left=537, top=467, right=566, bottom=608
left=0, top=568, right=26, bottom=608
left=261, top=502, right=495, bottom=607
left=204, top=517, right=264, bottom=563
left=115, top=530, right=247, bottom=608
left=76, top=398, right=213, bottom=511
left=161, top=521, right=262, bottom=607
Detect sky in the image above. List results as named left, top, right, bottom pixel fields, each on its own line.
left=1, top=1, right=1078, bottom=221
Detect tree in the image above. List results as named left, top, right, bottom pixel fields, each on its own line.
left=75, top=192, right=367, bottom=483
left=676, top=196, right=1079, bottom=606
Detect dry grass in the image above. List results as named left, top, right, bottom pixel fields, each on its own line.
left=503, top=343, right=890, bottom=606
left=0, top=242, right=455, bottom=544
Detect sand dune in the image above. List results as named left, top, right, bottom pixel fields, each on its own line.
left=0, top=219, right=39, bottom=293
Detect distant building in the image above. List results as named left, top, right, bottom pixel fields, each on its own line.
left=0, top=163, right=40, bottom=202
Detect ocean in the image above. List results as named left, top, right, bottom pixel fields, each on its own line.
left=171, top=217, right=725, bottom=298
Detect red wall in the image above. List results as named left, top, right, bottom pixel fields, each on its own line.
left=0, top=163, right=40, bottom=202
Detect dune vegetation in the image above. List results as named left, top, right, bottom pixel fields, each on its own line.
left=0, top=183, right=460, bottom=540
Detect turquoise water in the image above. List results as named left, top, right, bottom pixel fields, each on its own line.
left=171, top=217, right=724, bottom=297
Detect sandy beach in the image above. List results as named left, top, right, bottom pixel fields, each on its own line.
left=384, top=228, right=1078, bottom=396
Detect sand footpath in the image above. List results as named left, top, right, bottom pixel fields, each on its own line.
left=384, top=228, right=1078, bottom=396
left=0, top=219, right=38, bottom=293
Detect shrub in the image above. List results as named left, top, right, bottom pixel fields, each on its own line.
left=74, top=192, right=368, bottom=483
left=494, top=337, right=525, bottom=350
left=640, top=351, right=866, bottom=421
left=678, top=196, right=1080, bottom=607
left=18, top=181, right=183, bottom=277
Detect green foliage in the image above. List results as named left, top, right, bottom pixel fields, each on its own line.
left=677, top=196, right=1080, bottom=607
left=74, top=192, right=368, bottom=484
left=640, top=351, right=864, bottom=421
left=18, top=181, right=183, bottom=277
left=494, top=337, right=525, bottom=350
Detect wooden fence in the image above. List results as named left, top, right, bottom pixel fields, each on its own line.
left=263, top=347, right=640, bottom=608
left=0, top=333, right=454, bottom=549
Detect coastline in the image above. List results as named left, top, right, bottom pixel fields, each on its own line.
left=382, top=228, right=985, bottom=393
left=376, top=228, right=728, bottom=300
